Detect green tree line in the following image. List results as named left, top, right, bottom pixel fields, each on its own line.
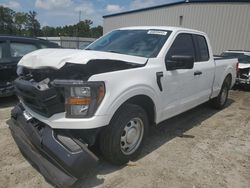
left=0, top=6, right=103, bottom=38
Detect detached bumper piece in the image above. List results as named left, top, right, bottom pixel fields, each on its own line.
left=10, top=104, right=99, bottom=188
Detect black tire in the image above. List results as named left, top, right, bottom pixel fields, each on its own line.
left=99, top=103, right=148, bottom=165
left=210, top=76, right=231, bottom=109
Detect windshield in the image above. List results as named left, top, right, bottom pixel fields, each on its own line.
left=86, top=29, right=171, bottom=58
left=221, top=52, right=250, bottom=64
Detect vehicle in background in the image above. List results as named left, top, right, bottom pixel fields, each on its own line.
left=221, top=50, right=250, bottom=87
left=10, top=27, right=237, bottom=186
left=0, top=36, right=60, bottom=97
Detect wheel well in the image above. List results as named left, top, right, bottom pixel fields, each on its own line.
left=125, top=95, right=156, bottom=126
left=225, top=74, right=232, bottom=87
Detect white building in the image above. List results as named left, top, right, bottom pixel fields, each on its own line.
left=103, top=0, right=250, bottom=54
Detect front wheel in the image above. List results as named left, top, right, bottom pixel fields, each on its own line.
left=210, top=76, right=231, bottom=109
left=99, top=103, right=148, bottom=165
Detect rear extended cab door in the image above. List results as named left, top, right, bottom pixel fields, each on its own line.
left=191, top=34, right=214, bottom=104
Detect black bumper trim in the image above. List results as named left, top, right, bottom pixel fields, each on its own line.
left=10, top=104, right=99, bottom=187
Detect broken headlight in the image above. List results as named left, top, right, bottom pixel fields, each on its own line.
left=53, top=80, right=105, bottom=118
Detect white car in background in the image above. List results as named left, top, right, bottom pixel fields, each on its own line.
left=221, top=50, right=250, bottom=86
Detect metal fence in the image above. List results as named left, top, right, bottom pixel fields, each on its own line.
left=38, top=36, right=96, bottom=49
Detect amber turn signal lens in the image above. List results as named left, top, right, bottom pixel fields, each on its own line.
left=65, top=98, right=91, bottom=105
left=97, top=85, right=105, bottom=104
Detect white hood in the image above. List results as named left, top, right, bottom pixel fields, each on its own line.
left=18, top=49, right=148, bottom=69
left=239, top=63, right=250, bottom=69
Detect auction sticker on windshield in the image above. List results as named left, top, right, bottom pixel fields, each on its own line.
left=147, top=30, right=168, bottom=35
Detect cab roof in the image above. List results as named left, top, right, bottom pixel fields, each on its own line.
left=118, top=26, right=206, bottom=35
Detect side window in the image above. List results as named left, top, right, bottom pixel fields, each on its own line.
left=10, top=42, right=38, bottom=57
left=194, top=35, right=209, bottom=61
left=166, top=33, right=195, bottom=60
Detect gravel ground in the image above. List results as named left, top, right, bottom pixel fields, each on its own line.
left=0, top=90, right=249, bottom=188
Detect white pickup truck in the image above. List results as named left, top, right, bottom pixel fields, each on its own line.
left=10, top=26, right=237, bottom=185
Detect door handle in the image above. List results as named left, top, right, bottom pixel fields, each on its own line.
left=194, top=71, right=202, bottom=76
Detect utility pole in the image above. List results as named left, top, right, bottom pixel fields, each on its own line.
left=77, top=10, right=81, bottom=49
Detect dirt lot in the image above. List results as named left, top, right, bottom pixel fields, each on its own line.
left=0, top=90, right=249, bottom=188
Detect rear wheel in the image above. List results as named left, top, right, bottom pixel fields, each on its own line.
left=99, top=103, right=148, bottom=165
left=210, top=76, right=231, bottom=109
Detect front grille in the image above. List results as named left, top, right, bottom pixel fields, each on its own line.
left=14, top=78, right=65, bottom=117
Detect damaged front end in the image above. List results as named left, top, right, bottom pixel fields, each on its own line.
left=10, top=64, right=103, bottom=186
left=10, top=60, right=144, bottom=186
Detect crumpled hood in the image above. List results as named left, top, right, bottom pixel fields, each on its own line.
left=18, top=49, right=147, bottom=69
left=239, top=63, right=250, bottom=69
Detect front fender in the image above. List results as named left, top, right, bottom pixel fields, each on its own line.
left=105, top=85, right=159, bottom=123
left=88, top=68, right=162, bottom=124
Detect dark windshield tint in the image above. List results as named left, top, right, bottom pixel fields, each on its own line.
left=86, top=30, right=171, bottom=58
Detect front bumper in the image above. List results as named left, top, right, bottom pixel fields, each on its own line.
left=22, top=102, right=110, bottom=129
left=9, top=104, right=99, bottom=187
left=0, top=82, right=14, bottom=97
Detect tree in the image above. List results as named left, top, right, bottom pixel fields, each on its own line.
left=0, top=6, right=103, bottom=38
left=14, top=12, right=28, bottom=35
left=26, top=11, right=41, bottom=36
left=0, top=6, right=15, bottom=34
left=77, top=20, right=93, bottom=37
left=90, top=25, right=103, bottom=38
left=42, top=26, right=56, bottom=37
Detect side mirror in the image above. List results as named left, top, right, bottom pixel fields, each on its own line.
left=166, top=55, right=194, bottom=70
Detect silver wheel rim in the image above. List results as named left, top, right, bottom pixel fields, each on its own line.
left=220, top=86, right=228, bottom=105
left=120, top=117, right=144, bottom=155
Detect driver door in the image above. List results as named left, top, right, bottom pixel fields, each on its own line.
left=160, top=33, right=199, bottom=120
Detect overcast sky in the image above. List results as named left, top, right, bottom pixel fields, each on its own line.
left=0, top=0, right=180, bottom=27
